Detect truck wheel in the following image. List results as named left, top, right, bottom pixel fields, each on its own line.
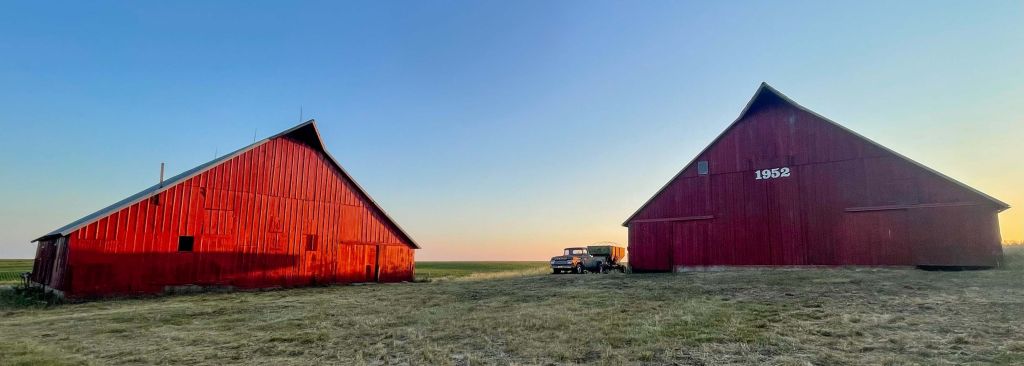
left=552, top=269, right=561, bottom=274
left=575, top=264, right=584, bottom=274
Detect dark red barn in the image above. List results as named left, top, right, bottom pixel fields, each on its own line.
left=30, top=120, right=417, bottom=299
left=624, top=83, right=1009, bottom=271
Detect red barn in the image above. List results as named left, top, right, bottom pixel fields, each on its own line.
left=30, top=120, right=417, bottom=299
left=624, top=83, right=1009, bottom=271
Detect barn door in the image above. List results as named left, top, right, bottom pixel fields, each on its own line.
left=765, top=173, right=807, bottom=265
left=628, top=222, right=674, bottom=272
left=361, top=244, right=378, bottom=282
left=673, top=221, right=709, bottom=267
left=302, top=234, right=319, bottom=285
left=373, top=244, right=382, bottom=282
left=908, top=205, right=999, bottom=267
left=713, top=171, right=770, bottom=265
left=842, top=209, right=910, bottom=265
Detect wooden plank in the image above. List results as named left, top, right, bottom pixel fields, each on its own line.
left=629, top=215, right=715, bottom=224
left=845, top=202, right=982, bottom=212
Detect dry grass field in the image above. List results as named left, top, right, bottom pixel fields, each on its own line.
left=2, top=248, right=1023, bottom=365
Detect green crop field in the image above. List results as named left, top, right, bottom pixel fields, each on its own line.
left=415, top=261, right=549, bottom=281
left=2, top=248, right=1023, bottom=365
left=0, top=259, right=32, bottom=285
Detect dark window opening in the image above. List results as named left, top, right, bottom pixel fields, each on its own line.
left=305, top=234, right=317, bottom=251
left=178, top=236, right=194, bottom=252
left=697, top=160, right=709, bottom=175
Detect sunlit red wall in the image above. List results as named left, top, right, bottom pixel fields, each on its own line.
left=34, top=134, right=415, bottom=299
left=627, top=90, right=1004, bottom=270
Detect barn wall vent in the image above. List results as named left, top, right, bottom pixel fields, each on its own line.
left=177, top=236, right=194, bottom=252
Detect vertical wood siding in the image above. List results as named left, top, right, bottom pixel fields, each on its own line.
left=36, top=134, right=415, bottom=299
left=628, top=91, right=1003, bottom=270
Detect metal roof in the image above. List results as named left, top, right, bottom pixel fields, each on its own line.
left=622, top=82, right=1010, bottom=226
left=34, top=120, right=420, bottom=249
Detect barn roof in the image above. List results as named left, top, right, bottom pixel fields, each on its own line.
left=622, top=82, right=1009, bottom=226
left=34, top=120, right=420, bottom=249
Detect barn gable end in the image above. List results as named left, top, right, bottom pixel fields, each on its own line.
left=30, top=120, right=417, bottom=299
left=625, top=83, right=1007, bottom=270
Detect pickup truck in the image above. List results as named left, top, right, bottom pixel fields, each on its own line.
left=550, top=245, right=626, bottom=274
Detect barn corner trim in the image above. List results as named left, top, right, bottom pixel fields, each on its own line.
left=33, top=119, right=420, bottom=249
left=622, top=82, right=1009, bottom=227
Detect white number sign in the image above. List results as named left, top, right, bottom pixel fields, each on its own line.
left=755, top=167, right=791, bottom=180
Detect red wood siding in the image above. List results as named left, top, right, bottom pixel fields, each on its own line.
left=627, top=87, right=1004, bottom=270
left=36, top=131, right=415, bottom=299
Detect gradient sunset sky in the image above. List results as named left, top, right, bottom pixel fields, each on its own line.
left=1, top=1, right=1021, bottom=260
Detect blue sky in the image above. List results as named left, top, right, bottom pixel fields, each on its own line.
left=1, top=1, right=1021, bottom=259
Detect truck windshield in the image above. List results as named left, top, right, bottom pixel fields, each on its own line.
left=564, top=248, right=587, bottom=255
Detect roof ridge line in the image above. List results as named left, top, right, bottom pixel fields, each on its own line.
left=35, top=119, right=421, bottom=249
left=622, top=83, right=1008, bottom=226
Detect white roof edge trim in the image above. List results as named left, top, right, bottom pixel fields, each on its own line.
left=33, top=139, right=269, bottom=242
left=301, top=121, right=421, bottom=249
